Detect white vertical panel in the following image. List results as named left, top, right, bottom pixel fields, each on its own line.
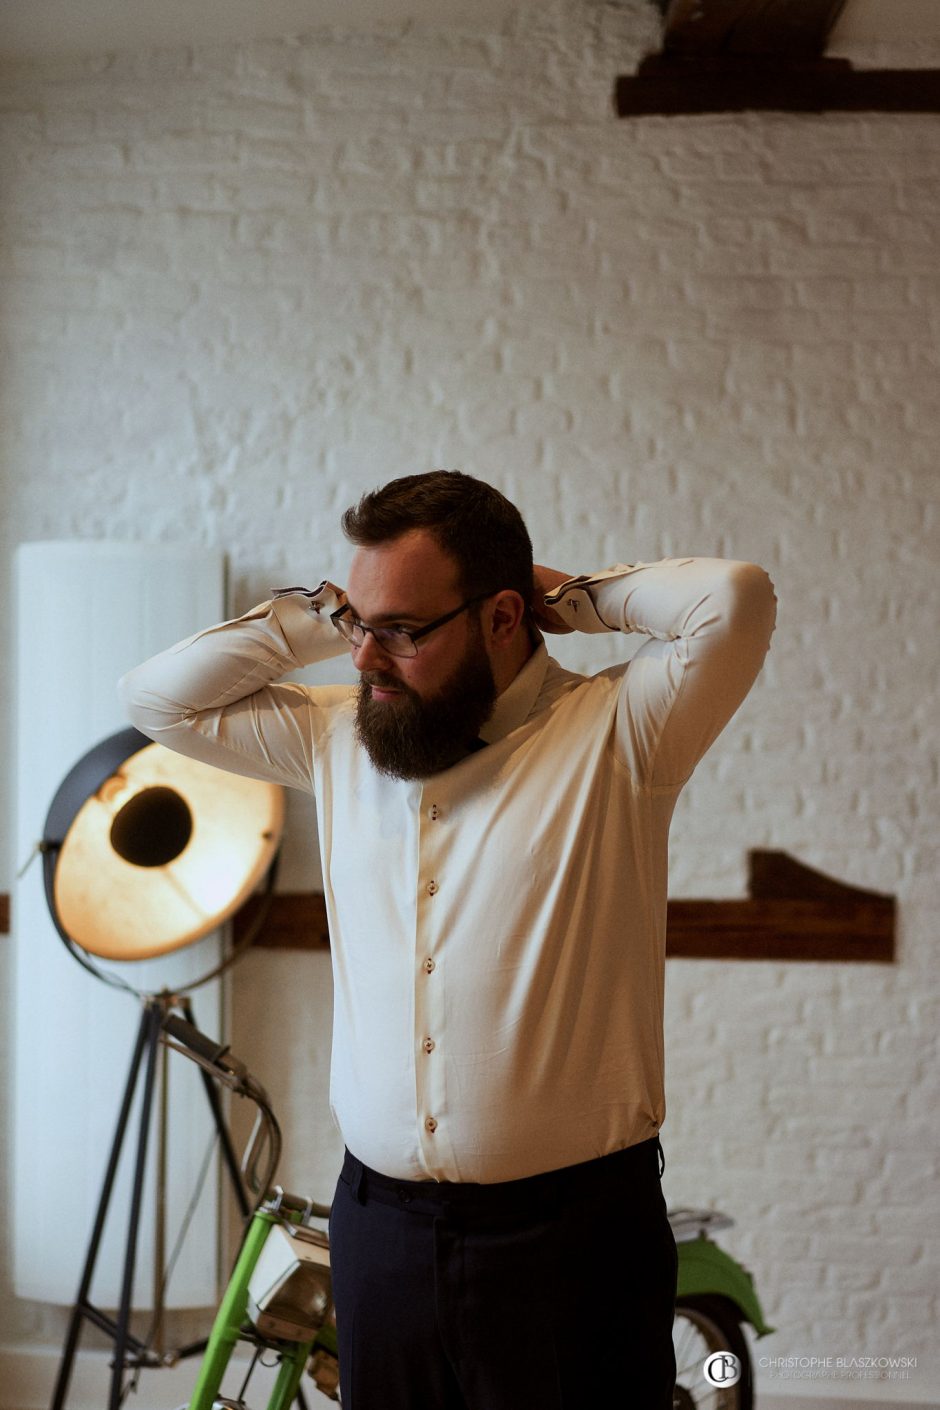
left=12, top=541, right=226, bottom=1308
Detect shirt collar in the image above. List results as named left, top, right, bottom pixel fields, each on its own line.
left=479, top=640, right=549, bottom=745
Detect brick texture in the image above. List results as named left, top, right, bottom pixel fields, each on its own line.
left=0, top=1, right=937, bottom=1398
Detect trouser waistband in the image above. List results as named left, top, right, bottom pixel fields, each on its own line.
left=340, top=1137, right=663, bottom=1216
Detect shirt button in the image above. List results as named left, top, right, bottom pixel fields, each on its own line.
left=423, top=1037, right=435, bottom=1054
left=424, top=958, right=436, bottom=974
left=429, top=804, right=441, bottom=820
left=427, top=880, right=439, bottom=896
left=425, top=1116, right=438, bottom=1134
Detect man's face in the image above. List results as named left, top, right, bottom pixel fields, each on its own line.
left=344, top=528, right=498, bottom=779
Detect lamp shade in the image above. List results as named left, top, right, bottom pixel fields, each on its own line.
left=44, top=726, right=284, bottom=961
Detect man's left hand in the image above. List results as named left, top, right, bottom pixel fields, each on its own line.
left=531, top=565, right=575, bottom=634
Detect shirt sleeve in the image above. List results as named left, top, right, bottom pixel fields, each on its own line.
left=545, top=558, right=777, bottom=788
left=117, top=583, right=349, bottom=791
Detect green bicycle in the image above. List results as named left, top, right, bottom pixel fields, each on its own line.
left=163, top=1016, right=339, bottom=1410
left=671, top=1205, right=774, bottom=1410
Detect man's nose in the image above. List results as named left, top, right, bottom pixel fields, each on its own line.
left=352, top=629, right=394, bottom=671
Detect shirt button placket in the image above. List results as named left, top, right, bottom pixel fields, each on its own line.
left=417, top=793, right=447, bottom=1166
left=420, top=904, right=439, bottom=1149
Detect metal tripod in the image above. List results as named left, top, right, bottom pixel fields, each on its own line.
left=50, top=990, right=251, bottom=1410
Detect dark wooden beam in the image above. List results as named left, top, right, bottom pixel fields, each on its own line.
left=616, top=54, right=940, bottom=115
left=234, top=889, right=331, bottom=951
left=666, top=898, right=894, bottom=960
left=1, top=851, right=896, bottom=962
left=232, top=849, right=897, bottom=961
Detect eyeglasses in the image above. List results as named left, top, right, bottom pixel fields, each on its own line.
left=330, top=592, right=494, bottom=659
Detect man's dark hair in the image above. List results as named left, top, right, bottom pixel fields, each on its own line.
left=341, top=470, right=534, bottom=607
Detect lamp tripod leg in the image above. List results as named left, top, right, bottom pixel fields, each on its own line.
left=108, top=998, right=163, bottom=1410
left=51, top=992, right=257, bottom=1407
left=50, top=1000, right=155, bottom=1410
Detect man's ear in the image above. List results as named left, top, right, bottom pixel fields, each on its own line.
left=487, top=590, right=527, bottom=646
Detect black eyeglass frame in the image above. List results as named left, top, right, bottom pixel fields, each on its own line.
left=330, top=591, right=495, bottom=658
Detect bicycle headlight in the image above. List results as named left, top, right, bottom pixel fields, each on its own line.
left=247, top=1222, right=332, bottom=1342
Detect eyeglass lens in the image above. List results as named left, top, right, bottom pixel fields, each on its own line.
left=338, top=619, right=416, bottom=657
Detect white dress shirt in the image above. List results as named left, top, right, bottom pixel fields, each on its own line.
left=119, top=557, right=776, bottom=1184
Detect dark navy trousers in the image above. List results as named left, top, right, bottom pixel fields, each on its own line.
left=329, top=1137, right=678, bottom=1409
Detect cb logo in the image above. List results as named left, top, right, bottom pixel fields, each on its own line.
left=703, top=1351, right=742, bottom=1388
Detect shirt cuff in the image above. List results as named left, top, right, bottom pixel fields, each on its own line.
left=543, top=566, right=637, bottom=633
left=267, top=581, right=347, bottom=663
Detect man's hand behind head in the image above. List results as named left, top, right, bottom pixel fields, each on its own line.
left=531, top=565, right=576, bottom=634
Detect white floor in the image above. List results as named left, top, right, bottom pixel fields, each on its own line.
left=0, top=1345, right=336, bottom=1410
left=3, top=1346, right=936, bottom=1410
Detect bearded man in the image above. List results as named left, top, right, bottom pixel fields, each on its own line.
left=120, top=469, right=776, bottom=1409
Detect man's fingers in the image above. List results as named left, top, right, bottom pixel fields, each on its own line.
left=532, top=565, right=576, bottom=633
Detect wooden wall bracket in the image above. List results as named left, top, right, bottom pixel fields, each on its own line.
left=1, top=851, right=896, bottom=963
left=666, top=849, right=895, bottom=961
left=616, top=0, right=940, bottom=117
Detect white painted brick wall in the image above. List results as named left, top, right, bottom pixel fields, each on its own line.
left=1, top=2, right=937, bottom=1403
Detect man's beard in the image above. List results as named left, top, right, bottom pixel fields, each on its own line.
left=355, top=625, right=497, bottom=780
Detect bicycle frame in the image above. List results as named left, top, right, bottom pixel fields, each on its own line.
left=161, top=1016, right=338, bottom=1410
left=185, top=1201, right=338, bottom=1410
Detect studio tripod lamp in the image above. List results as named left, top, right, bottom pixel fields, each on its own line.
left=39, top=725, right=284, bottom=1410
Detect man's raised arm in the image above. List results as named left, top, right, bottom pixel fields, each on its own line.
left=543, top=557, right=777, bottom=789
left=118, top=582, right=348, bottom=790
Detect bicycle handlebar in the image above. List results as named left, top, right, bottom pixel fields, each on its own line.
left=163, top=1013, right=248, bottom=1081
left=161, top=1012, right=284, bottom=1209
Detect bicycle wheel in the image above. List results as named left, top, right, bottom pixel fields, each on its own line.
left=673, top=1295, right=753, bottom=1410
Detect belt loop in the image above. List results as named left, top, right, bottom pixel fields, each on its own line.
left=656, top=1138, right=665, bottom=1178
left=349, top=1155, right=366, bottom=1205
